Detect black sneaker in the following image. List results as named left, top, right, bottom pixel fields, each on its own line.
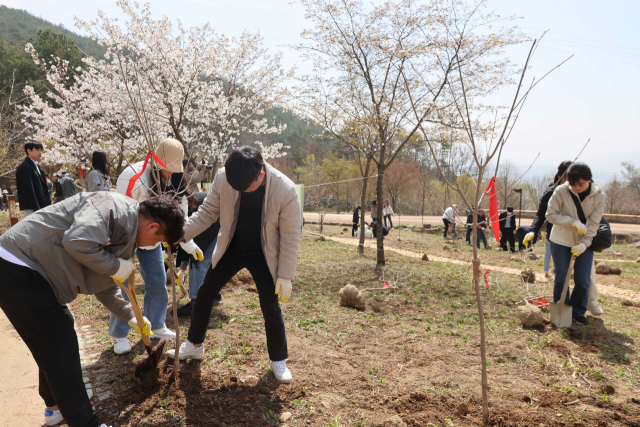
left=573, top=316, right=589, bottom=326
left=213, top=295, right=223, bottom=306
left=177, top=300, right=193, bottom=318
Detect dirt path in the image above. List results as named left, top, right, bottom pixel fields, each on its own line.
left=0, top=311, right=43, bottom=427
left=304, top=213, right=640, bottom=234
left=312, top=231, right=640, bottom=303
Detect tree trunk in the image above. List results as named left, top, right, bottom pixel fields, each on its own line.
left=358, top=157, right=372, bottom=255
left=471, top=167, right=489, bottom=424
left=166, top=250, right=180, bottom=375
left=375, top=162, right=385, bottom=272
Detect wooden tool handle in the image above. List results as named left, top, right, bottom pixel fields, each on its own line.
left=559, top=255, right=576, bottom=305
left=115, top=271, right=151, bottom=347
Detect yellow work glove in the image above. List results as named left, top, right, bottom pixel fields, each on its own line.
left=571, top=243, right=587, bottom=257
left=275, top=277, right=292, bottom=302
left=75, top=179, right=80, bottom=184
left=176, top=269, right=185, bottom=286
left=572, top=221, right=587, bottom=236
left=111, top=258, right=134, bottom=283
left=163, top=250, right=169, bottom=263
left=523, top=232, right=535, bottom=248
left=540, top=233, right=545, bottom=243
left=180, top=240, right=204, bottom=261
left=128, top=316, right=153, bottom=336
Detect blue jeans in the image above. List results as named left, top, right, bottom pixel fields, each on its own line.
left=550, top=241, right=594, bottom=318
left=544, top=238, right=552, bottom=272
left=108, top=245, right=168, bottom=338
left=384, top=214, right=393, bottom=229
left=188, top=237, right=217, bottom=299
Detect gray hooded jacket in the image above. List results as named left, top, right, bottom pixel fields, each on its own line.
left=0, top=192, right=137, bottom=322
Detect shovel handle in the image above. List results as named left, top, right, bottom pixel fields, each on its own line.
left=115, top=271, right=151, bottom=348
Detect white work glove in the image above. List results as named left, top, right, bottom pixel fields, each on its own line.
left=180, top=240, right=204, bottom=262
left=571, top=243, right=587, bottom=257
left=572, top=220, right=587, bottom=236
left=523, top=232, right=535, bottom=247
left=128, top=316, right=153, bottom=336
left=275, top=277, right=292, bottom=302
left=111, top=258, right=134, bottom=283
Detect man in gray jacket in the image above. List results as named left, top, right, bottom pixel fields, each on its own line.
left=167, top=146, right=301, bottom=384
left=0, top=192, right=185, bottom=427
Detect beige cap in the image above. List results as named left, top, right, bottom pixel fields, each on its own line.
left=155, top=138, right=184, bottom=173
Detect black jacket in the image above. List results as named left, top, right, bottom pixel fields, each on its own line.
left=15, top=158, right=51, bottom=211
left=499, top=211, right=516, bottom=233
left=529, top=182, right=556, bottom=236
left=477, top=213, right=488, bottom=230
left=352, top=207, right=360, bottom=223
left=466, top=213, right=474, bottom=229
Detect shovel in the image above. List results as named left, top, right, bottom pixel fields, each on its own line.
left=550, top=255, right=575, bottom=328
left=115, top=271, right=166, bottom=376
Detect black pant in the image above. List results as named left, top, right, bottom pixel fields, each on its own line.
left=0, top=259, right=99, bottom=427
left=443, top=219, right=454, bottom=237
left=500, top=228, right=516, bottom=252
left=352, top=222, right=358, bottom=237
left=188, top=248, right=288, bottom=361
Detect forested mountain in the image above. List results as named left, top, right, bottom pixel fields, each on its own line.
left=0, top=5, right=106, bottom=58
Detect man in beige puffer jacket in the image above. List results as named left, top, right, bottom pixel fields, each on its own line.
left=167, top=146, right=301, bottom=384
left=546, top=162, right=605, bottom=325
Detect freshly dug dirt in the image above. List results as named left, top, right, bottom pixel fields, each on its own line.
left=596, top=262, right=622, bottom=275
left=520, top=269, right=536, bottom=283
left=339, top=284, right=366, bottom=309
left=516, top=304, right=544, bottom=327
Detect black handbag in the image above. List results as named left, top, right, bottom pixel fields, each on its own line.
left=568, top=191, right=611, bottom=252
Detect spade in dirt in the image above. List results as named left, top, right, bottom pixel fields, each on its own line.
left=550, top=255, right=575, bottom=328
left=115, top=271, right=166, bottom=375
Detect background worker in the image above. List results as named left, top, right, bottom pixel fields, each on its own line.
left=476, top=208, right=489, bottom=249
left=15, top=140, right=50, bottom=215
left=167, top=146, right=301, bottom=385
left=442, top=203, right=458, bottom=238
left=84, top=151, right=112, bottom=192
left=110, top=138, right=203, bottom=354
left=352, top=204, right=361, bottom=237
left=546, top=162, right=605, bottom=326
left=383, top=199, right=394, bottom=230
left=0, top=192, right=185, bottom=427
left=499, top=207, right=516, bottom=252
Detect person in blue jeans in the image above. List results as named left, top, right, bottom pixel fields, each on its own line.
left=546, top=162, right=605, bottom=326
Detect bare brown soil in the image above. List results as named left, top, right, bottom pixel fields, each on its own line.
left=67, top=234, right=640, bottom=426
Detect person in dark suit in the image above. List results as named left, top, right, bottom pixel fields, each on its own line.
left=15, top=141, right=51, bottom=215
left=499, top=206, right=516, bottom=252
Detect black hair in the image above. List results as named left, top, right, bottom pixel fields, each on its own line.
left=92, top=151, right=110, bottom=177
left=24, top=140, right=43, bottom=154
left=507, top=206, right=514, bottom=212
left=139, top=196, right=185, bottom=245
left=224, top=146, right=264, bottom=192
left=182, top=159, right=189, bottom=168
left=555, top=160, right=573, bottom=182
left=567, top=162, right=592, bottom=186
left=372, top=200, right=377, bottom=205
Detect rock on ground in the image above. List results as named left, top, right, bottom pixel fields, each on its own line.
left=280, top=412, right=292, bottom=422
left=339, top=284, right=366, bottom=310
left=516, top=304, right=545, bottom=327
left=376, top=415, right=407, bottom=427
left=595, top=262, right=621, bottom=275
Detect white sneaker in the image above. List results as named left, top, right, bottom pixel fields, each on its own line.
left=588, top=303, right=603, bottom=316
left=270, top=360, right=292, bottom=384
left=544, top=271, right=552, bottom=278
left=166, top=341, right=204, bottom=360
left=113, top=337, right=131, bottom=354
left=151, top=326, right=176, bottom=339
left=45, top=409, right=63, bottom=426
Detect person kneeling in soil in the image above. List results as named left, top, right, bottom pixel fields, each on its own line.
left=167, top=146, right=301, bottom=384
left=0, top=192, right=185, bottom=427
left=546, top=162, right=605, bottom=326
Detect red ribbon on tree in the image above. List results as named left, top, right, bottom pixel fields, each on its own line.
left=485, top=177, right=500, bottom=243
left=125, top=149, right=167, bottom=198
left=79, top=165, right=84, bottom=178
left=383, top=282, right=390, bottom=289
left=484, top=269, right=492, bottom=289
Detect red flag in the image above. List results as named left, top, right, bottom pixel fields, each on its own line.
left=126, top=150, right=167, bottom=198
left=79, top=165, right=84, bottom=178
left=485, top=177, right=500, bottom=243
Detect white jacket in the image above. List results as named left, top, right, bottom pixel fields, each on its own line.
left=442, top=206, right=457, bottom=222
left=116, top=161, right=188, bottom=218
left=383, top=205, right=394, bottom=216
left=183, top=163, right=302, bottom=281
left=546, top=182, right=605, bottom=248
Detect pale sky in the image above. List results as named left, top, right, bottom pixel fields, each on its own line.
left=4, top=0, right=639, bottom=184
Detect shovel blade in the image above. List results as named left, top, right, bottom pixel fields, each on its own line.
left=134, top=339, right=167, bottom=376
left=550, top=303, right=573, bottom=328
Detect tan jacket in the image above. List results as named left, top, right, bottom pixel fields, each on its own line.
left=546, top=182, right=605, bottom=249
left=183, top=163, right=301, bottom=281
